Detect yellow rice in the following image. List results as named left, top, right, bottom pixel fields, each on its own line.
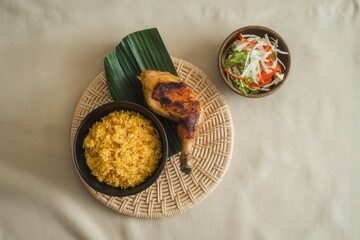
left=83, top=110, right=162, bottom=189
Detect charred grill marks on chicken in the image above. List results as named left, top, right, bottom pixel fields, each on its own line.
left=152, top=81, right=201, bottom=139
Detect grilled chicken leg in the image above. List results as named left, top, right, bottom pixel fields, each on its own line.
left=138, top=70, right=204, bottom=174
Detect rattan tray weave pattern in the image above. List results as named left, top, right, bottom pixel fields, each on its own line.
left=70, top=57, right=234, bottom=218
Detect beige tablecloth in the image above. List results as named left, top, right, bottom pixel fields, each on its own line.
left=1, top=0, right=359, bottom=239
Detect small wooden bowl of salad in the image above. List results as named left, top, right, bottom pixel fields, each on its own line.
left=218, top=25, right=291, bottom=97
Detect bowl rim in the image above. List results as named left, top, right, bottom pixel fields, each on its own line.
left=218, top=25, right=291, bottom=98
left=72, top=101, right=169, bottom=197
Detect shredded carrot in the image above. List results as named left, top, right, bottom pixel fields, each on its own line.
left=263, top=45, right=272, bottom=51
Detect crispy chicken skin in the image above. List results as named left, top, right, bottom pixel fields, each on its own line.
left=138, top=70, right=204, bottom=174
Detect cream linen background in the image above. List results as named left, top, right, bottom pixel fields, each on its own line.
left=1, top=0, right=360, bottom=239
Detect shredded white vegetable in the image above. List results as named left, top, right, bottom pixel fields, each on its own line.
left=223, top=33, right=289, bottom=95
left=232, top=34, right=288, bottom=84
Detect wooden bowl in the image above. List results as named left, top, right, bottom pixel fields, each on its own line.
left=218, top=25, right=291, bottom=98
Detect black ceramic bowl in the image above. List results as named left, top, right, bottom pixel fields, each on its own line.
left=73, top=101, right=168, bottom=197
left=218, top=25, right=291, bottom=98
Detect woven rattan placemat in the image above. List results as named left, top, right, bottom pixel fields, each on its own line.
left=70, top=57, right=234, bottom=218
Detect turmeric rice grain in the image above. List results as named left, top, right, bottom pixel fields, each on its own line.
left=83, top=110, right=162, bottom=189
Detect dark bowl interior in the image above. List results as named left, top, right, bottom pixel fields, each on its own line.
left=218, top=25, right=291, bottom=98
left=73, top=101, right=168, bottom=197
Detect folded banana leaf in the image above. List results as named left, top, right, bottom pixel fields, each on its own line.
left=104, top=28, right=181, bottom=156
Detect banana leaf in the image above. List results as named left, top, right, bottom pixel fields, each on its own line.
left=104, top=28, right=181, bottom=156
